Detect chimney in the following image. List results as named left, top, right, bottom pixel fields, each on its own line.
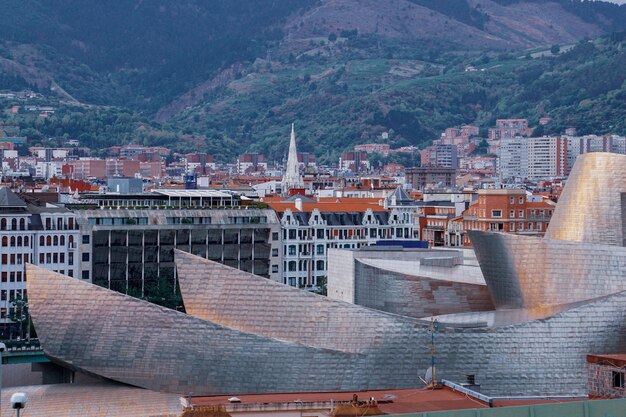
left=295, top=197, right=302, bottom=211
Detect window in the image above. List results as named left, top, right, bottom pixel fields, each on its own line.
left=82, top=235, right=90, bottom=244
left=40, top=236, right=45, bottom=246
left=1, top=236, right=6, bottom=247
left=316, top=260, right=324, bottom=271
left=288, top=245, right=296, bottom=256
left=0, top=218, right=5, bottom=230
left=68, top=270, right=73, bottom=277
left=613, top=371, right=624, bottom=389
left=271, top=248, right=278, bottom=257
left=288, top=261, right=297, bottom=272
left=9, top=272, right=15, bottom=282
left=316, top=229, right=324, bottom=239
left=272, top=232, right=279, bottom=241
left=538, top=223, right=542, bottom=231
left=519, top=197, right=524, bottom=204
left=509, top=210, right=515, bottom=218
left=1, top=272, right=6, bottom=282
left=510, top=223, right=515, bottom=231
left=509, top=197, right=515, bottom=204
left=82, top=271, right=90, bottom=280
left=82, top=253, right=90, bottom=262
left=316, top=245, right=324, bottom=255
left=53, top=236, right=59, bottom=246
left=518, top=223, right=524, bottom=231
left=491, top=210, right=502, bottom=218
left=46, top=236, right=52, bottom=246
left=519, top=210, right=524, bottom=218
left=271, top=265, right=278, bottom=273
left=288, top=229, right=296, bottom=239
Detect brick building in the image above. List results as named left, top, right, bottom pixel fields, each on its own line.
left=452, top=189, right=555, bottom=246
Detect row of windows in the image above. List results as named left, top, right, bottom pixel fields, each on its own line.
left=285, top=260, right=325, bottom=272
left=1, top=235, right=76, bottom=247
left=0, top=218, right=26, bottom=231
left=88, top=218, right=149, bottom=226
left=1, top=236, right=30, bottom=247
left=283, top=227, right=408, bottom=240
left=38, top=252, right=72, bottom=264
left=1, top=271, right=23, bottom=283
left=1, top=253, right=28, bottom=265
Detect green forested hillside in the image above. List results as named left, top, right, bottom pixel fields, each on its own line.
left=168, top=33, right=626, bottom=161
left=0, top=1, right=625, bottom=162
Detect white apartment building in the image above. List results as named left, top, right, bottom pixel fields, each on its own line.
left=527, top=136, right=568, bottom=180
left=270, top=189, right=416, bottom=289
left=499, top=137, right=568, bottom=181
left=0, top=188, right=79, bottom=337
left=499, top=138, right=528, bottom=181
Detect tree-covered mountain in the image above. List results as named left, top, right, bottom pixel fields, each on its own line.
left=0, top=0, right=625, bottom=161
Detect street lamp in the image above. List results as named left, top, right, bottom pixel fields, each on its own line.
left=0, top=342, right=5, bottom=413
left=10, top=392, right=27, bottom=416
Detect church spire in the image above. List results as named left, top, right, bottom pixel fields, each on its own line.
left=282, top=123, right=304, bottom=195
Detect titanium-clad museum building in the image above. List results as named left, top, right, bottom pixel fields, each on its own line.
left=25, top=152, right=626, bottom=397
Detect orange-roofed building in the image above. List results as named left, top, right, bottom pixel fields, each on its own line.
left=452, top=189, right=556, bottom=246
left=264, top=188, right=417, bottom=289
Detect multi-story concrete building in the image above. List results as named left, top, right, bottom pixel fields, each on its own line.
left=0, top=187, right=79, bottom=336
left=527, top=136, right=568, bottom=180
left=265, top=190, right=415, bottom=289
left=405, top=166, right=457, bottom=190
left=499, top=138, right=528, bottom=181
left=567, top=135, right=626, bottom=173
left=73, top=207, right=281, bottom=296
left=420, top=144, right=458, bottom=168
left=488, top=118, right=531, bottom=140
left=237, top=153, right=267, bottom=175
left=499, top=136, right=568, bottom=181
left=339, top=151, right=369, bottom=173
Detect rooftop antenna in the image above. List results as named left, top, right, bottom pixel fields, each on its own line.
left=423, top=318, right=439, bottom=388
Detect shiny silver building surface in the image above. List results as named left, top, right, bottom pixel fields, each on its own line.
left=24, top=153, right=626, bottom=397
left=0, top=383, right=181, bottom=417
left=544, top=152, right=626, bottom=246
left=471, top=152, right=626, bottom=309
left=325, top=247, right=494, bottom=318
left=27, top=254, right=626, bottom=397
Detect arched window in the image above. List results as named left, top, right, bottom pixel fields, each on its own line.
left=1, top=236, right=7, bottom=247
left=0, top=218, right=6, bottom=230
left=53, top=236, right=59, bottom=246
left=10, top=236, right=15, bottom=247
left=69, top=236, right=74, bottom=245
left=60, top=236, right=65, bottom=246
left=46, top=236, right=52, bottom=246
left=24, top=236, right=29, bottom=246
left=40, top=236, right=45, bottom=246
left=17, top=236, right=22, bottom=246
left=19, top=218, right=25, bottom=230
left=11, top=218, right=17, bottom=230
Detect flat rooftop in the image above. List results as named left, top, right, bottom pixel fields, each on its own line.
left=190, top=386, right=489, bottom=414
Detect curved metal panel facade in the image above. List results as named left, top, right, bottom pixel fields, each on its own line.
left=470, top=231, right=626, bottom=309
left=545, top=152, right=626, bottom=246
